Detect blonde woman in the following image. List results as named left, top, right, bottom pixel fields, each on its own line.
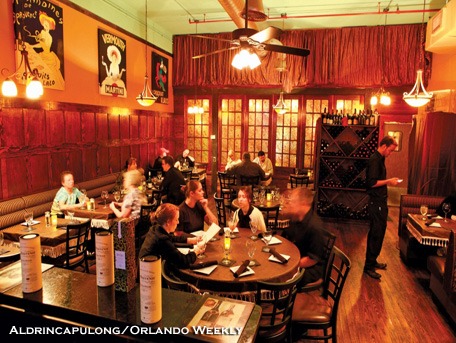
left=110, top=169, right=147, bottom=219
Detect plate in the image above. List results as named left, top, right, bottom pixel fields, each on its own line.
left=269, top=253, right=290, bottom=263
left=193, top=265, right=217, bottom=275
left=0, top=245, right=20, bottom=259
left=230, top=265, right=254, bottom=278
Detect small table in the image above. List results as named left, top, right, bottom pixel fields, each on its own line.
left=2, top=216, right=89, bottom=258
left=400, top=214, right=455, bottom=264
left=72, top=197, right=115, bottom=229
left=177, top=228, right=300, bottom=293
left=0, top=267, right=260, bottom=342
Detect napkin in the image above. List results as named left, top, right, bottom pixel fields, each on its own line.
left=269, top=253, right=291, bottom=264
left=233, top=260, right=250, bottom=278
left=425, top=219, right=436, bottom=226
left=177, top=248, right=190, bottom=255
left=262, top=236, right=282, bottom=245
left=429, top=222, right=442, bottom=228
left=269, top=249, right=288, bottom=264
left=190, top=260, right=218, bottom=270
left=192, top=264, right=217, bottom=275
left=21, top=220, right=40, bottom=226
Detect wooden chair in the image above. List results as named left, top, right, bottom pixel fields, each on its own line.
left=218, top=171, right=237, bottom=207
left=57, top=220, right=91, bottom=273
left=135, top=204, right=155, bottom=258
left=149, top=189, right=162, bottom=211
left=259, top=204, right=281, bottom=233
left=292, top=246, right=352, bottom=343
left=214, top=192, right=228, bottom=228
left=289, top=174, right=309, bottom=188
left=161, top=260, right=201, bottom=294
left=255, top=268, right=305, bottom=343
left=299, top=228, right=337, bottom=293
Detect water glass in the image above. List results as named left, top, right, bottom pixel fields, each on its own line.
left=23, top=211, right=34, bottom=232
left=420, top=204, right=428, bottom=220
left=262, top=229, right=273, bottom=252
left=113, top=191, right=121, bottom=202
left=442, top=202, right=451, bottom=222
left=101, top=190, right=109, bottom=208
left=157, top=171, right=162, bottom=180
left=250, top=221, right=258, bottom=240
left=246, top=240, right=256, bottom=266
left=197, top=239, right=206, bottom=259
left=67, top=210, right=75, bottom=223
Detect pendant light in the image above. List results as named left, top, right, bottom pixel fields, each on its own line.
left=370, top=7, right=390, bottom=107
left=273, top=17, right=289, bottom=115
left=403, top=0, right=433, bottom=107
left=188, top=21, right=204, bottom=114
left=136, top=0, right=157, bottom=107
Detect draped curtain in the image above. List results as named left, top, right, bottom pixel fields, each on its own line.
left=408, top=112, right=456, bottom=196
left=173, top=24, right=429, bottom=92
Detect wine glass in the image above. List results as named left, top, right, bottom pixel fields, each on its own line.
left=157, top=171, right=163, bottom=180
left=23, top=211, right=34, bottom=232
left=113, top=191, right=121, bottom=202
left=262, top=228, right=273, bottom=252
left=420, top=204, right=428, bottom=220
left=196, top=239, right=207, bottom=259
left=442, top=202, right=451, bottom=222
left=259, top=189, right=266, bottom=205
left=246, top=239, right=256, bottom=266
left=250, top=221, right=258, bottom=240
left=67, top=210, right=75, bottom=223
left=228, top=213, right=237, bottom=239
left=101, top=190, right=109, bottom=208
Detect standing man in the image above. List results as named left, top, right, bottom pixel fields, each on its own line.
left=253, top=151, right=274, bottom=186
left=364, top=136, right=400, bottom=279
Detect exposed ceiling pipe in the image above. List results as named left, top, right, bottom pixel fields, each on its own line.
left=190, top=7, right=439, bottom=25
left=217, top=0, right=259, bottom=30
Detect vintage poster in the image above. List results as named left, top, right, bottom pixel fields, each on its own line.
left=12, top=0, right=65, bottom=90
left=98, top=28, right=127, bottom=97
left=152, top=52, right=168, bottom=104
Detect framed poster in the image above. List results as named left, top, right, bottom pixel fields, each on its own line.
left=12, top=0, right=65, bottom=90
left=98, top=29, right=127, bottom=97
left=152, top=52, right=169, bottom=104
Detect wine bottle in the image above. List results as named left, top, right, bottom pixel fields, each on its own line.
left=147, top=171, right=153, bottom=189
left=198, top=300, right=222, bottom=328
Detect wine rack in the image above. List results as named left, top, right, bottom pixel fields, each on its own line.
left=316, top=121, right=379, bottom=220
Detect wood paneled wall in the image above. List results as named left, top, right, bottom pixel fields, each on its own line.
left=0, top=99, right=181, bottom=201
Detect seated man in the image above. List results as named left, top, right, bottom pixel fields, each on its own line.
left=227, top=152, right=269, bottom=186
left=147, top=147, right=168, bottom=177
left=174, top=149, right=195, bottom=170
left=253, top=150, right=273, bottom=186
left=225, top=149, right=241, bottom=171
left=160, top=155, right=186, bottom=205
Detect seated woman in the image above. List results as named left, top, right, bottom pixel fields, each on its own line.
left=176, top=180, right=218, bottom=235
left=109, top=170, right=147, bottom=220
left=232, top=186, right=266, bottom=232
left=51, top=170, right=85, bottom=215
left=139, top=203, right=204, bottom=269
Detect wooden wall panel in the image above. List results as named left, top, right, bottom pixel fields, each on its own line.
left=0, top=99, right=178, bottom=201
left=81, top=112, right=96, bottom=143
left=1, top=108, right=25, bottom=148
left=24, top=108, right=46, bottom=147
left=64, top=111, right=82, bottom=144
left=47, top=110, right=65, bottom=145
left=29, top=153, right=51, bottom=191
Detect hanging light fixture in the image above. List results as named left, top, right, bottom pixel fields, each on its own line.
left=1, top=39, right=44, bottom=99
left=188, top=21, right=204, bottom=115
left=273, top=90, right=289, bottom=114
left=403, top=0, right=433, bottom=107
left=370, top=7, right=391, bottom=107
left=136, top=0, right=157, bottom=107
left=273, top=17, right=289, bottom=115
left=231, top=49, right=261, bottom=70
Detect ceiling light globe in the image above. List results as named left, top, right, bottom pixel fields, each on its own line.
left=1, top=78, right=18, bottom=97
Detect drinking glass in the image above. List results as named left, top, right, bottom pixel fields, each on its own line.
left=246, top=239, right=256, bottom=266
left=67, top=210, right=75, bottom=223
left=113, top=191, right=121, bottom=202
left=101, top=190, right=109, bottom=208
left=420, top=204, right=428, bottom=220
left=259, top=189, right=266, bottom=205
left=262, top=228, right=273, bottom=252
left=197, top=239, right=206, bottom=259
left=250, top=221, right=258, bottom=240
left=157, top=171, right=163, bottom=180
left=228, top=213, right=237, bottom=239
left=23, top=211, right=34, bottom=232
left=78, top=194, right=86, bottom=209
left=442, top=202, right=451, bottom=222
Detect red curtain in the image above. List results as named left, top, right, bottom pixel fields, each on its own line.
left=408, top=112, right=456, bottom=196
left=173, top=24, right=429, bottom=92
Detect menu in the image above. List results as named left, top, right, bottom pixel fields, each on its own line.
left=185, top=294, right=255, bottom=343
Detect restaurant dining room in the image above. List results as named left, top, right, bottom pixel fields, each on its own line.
left=1, top=0, right=456, bottom=342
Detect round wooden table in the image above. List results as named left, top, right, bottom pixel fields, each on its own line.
left=176, top=227, right=300, bottom=293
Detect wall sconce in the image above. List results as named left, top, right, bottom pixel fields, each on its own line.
left=1, top=41, right=43, bottom=99
left=231, top=49, right=261, bottom=70
left=370, top=88, right=391, bottom=106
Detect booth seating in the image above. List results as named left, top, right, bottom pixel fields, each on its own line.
left=427, top=229, right=456, bottom=325
left=0, top=174, right=117, bottom=230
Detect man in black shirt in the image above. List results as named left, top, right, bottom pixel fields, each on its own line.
left=160, top=155, right=186, bottom=205
left=364, top=136, right=400, bottom=279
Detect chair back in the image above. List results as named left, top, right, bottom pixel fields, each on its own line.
left=162, top=260, right=200, bottom=294
left=214, top=192, right=228, bottom=228
left=149, top=189, right=162, bottom=211
left=259, top=205, right=280, bottom=232
left=135, top=204, right=155, bottom=258
left=240, top=175, right=260, bottom=186
left=63, top=220, right=91, bottom=272
left=181, top=170, right=192, bottom=183
left=255, top=268, right=305, bottom=342
left=289, top=174, right=309, bottom=188
left=218, top=171, right=237, bottom=189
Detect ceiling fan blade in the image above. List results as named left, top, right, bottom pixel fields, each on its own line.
left=192, top=46, right=239, bottom=59
left=249, top=26, right=282, bottom=43
left=193, top=34, right=233, bottom=43
left=263, top=43, right=310, bottom=57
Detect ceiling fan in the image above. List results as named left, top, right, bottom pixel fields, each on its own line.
left=191, top=0, right=310, bottom=66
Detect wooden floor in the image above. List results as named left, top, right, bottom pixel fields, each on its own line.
left=305, top=206, right=456, bottom=343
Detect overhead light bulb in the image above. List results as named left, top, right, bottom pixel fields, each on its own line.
left=1, top=77, right=18, bottom=97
